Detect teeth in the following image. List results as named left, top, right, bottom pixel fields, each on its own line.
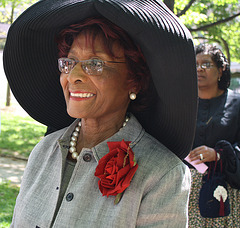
left=71, top=92, right=94, bottom=98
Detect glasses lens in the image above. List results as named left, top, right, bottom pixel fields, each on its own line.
left=203, top=62, right=211, bottom=69
left=58, top=58, right=74, bottom=74
left=82, top=59, right=104, bottom=75
left=196, top=62, right=212, bottom=69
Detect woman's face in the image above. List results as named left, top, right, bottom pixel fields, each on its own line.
left=196, top=53, right=222, bottom=90
left=60, top=32, right=133, bottom=119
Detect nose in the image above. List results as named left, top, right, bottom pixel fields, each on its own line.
left=67, top=64, right=88, bottom=84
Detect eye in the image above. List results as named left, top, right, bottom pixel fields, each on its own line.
left=203, top=62, right=210, bottom=67
left=58, top=58, right=76, bottom=74
left=66, top=58, right=77, bottom=67
left=81, top=59, right=104, bottom=76
left=87, top=59, right=104, bottom=69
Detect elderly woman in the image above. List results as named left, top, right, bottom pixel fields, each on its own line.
left=188, top=44, right=240, bottom=227
left=4, top=0, right=197, bottom=227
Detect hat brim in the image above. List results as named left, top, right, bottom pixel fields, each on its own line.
left=3, top=0, right=197, bottom=159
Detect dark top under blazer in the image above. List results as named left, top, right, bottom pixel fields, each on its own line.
left=193, top=89, right=240, bottom=150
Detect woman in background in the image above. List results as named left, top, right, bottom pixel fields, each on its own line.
left=188, top=44, right=240, bottom=227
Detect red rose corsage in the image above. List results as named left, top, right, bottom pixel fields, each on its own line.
left=94, top=139, right=138, bottom=204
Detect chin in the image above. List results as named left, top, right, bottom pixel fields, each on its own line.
left=67, top=108, right=83, bottom=119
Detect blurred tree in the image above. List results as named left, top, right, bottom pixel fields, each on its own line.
left=0, top=0, right=37, bottom=24
left=0, top=0, right=37, bottom=106
left=163, top=0, right=240, bottom=64
left=229, top=78, right=240, bottom=91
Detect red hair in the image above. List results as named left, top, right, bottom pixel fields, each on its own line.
left=56, top=17, right=152, bottom=112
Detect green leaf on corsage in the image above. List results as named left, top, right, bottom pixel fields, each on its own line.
left=114, top=192, right=123, bottom=205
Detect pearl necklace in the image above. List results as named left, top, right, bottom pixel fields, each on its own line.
left=68, top=116, right=130, bottom=160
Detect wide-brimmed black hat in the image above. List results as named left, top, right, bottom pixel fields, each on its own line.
left=3, top=0, right=197, bottom=159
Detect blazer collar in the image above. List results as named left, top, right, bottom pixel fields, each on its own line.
left=59, top=113, right=145, bottom=162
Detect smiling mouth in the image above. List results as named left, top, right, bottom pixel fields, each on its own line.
left=70, top=92, right=95, bottom=98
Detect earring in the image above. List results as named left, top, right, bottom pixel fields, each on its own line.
left=218, top=77, right=221, bottom=82
left=129, top=92, right=136, bottom=100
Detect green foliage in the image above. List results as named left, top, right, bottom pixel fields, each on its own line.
left=0, top=111, right=45, bottom=227
left=0, top=0, right=37, bottom=24
left=229, top=77, right=240, bottom=91
left=0, top=0, right=37, bottom=8
left=0, top=181, right=19, bottom=227
left=174, top=0, right=240, bottom=63
left=0, top=112, right=47, bottom=158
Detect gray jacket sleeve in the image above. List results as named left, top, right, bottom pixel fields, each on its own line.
left=136, top=163, right=191, bottom=227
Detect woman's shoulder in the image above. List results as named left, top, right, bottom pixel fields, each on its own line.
left=137, top=130, right=178, bottom=155
left=225, top=89, right=240, bottom=111
left=28, top=124, right=73, bottom=160
left=131, top=131, right=190, bottom=192
left=44, top=126, right=68, bottom=140
left=134, top=130, right=186, bottom=173
left=227, top=89, right=240, bottom=100
left=40, top=119, right=79, bottom=144
left=37, top=127, right=68, bottom=146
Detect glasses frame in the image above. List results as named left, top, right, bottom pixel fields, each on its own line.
left=196, top=62, right=215, bottom=70
left=58, top=57, right=126, bottom=76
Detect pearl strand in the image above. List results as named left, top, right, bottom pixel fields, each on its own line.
left=68, top=121, right=81, bottom=160
left=68, top=116, right=130, bottom=160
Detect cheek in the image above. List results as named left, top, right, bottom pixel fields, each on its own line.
left=95, top=69, right=129, bottom=90
left=210, top=70, right=219, bottom=80
left=205, top=70, right=216, bottom=80
left=60, top=74, right=68, bottom=89
left=93, top=78, right=129, bottom=104
left=125, top=78, right=137, bottom=91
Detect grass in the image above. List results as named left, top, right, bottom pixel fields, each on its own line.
left=0, top=111, right=47, bottom=159
left=0, top=182, right=19, bottom=228
left=0, top=110, right=47, bottom=227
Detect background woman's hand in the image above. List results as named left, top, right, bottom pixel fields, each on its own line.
left=189, top=145, right=216, bottom=164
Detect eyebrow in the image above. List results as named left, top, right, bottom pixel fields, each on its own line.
left=68, top=49, right=111, bottom=58
left=68, top=49, right=105, bottom=54
left=196, top=59, right=213, bottom=62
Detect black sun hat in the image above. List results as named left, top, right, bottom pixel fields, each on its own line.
left=3, top=0, right=197, bottom=159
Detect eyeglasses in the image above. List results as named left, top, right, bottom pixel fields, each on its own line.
left=196, top=62, right=215, bottom=69
left=58, top=57, right=126, bottom=76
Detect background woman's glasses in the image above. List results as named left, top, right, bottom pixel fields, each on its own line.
left=196, top=62, right=215, bottom=69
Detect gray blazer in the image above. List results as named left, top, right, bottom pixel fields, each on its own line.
left=11, top=114, right=191, bottom=228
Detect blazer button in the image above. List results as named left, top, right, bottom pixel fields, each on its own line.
left=83, top=153, right=92, bottom=162
left=66, top=192, right=74, bottom=201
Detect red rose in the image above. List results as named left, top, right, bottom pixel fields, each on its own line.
left=95, top=139, right=138, bottom=201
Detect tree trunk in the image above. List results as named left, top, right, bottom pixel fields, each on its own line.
left=220, top=38, right=231, bottom=65
left=6, top=83, right=11, bottom=106
left=5, top=1, right=16, bottom=107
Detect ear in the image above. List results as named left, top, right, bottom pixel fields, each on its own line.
left=126, top=80, right=140, bottom=95
left=218, top=67, right=223, bottom=78
left=128, top=86, right=140, bottom=95
left=222, top=64, right=226, bottom=71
